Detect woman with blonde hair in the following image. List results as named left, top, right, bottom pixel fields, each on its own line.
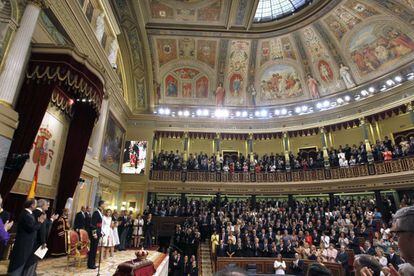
left=375, top=247, right=388, bottom=267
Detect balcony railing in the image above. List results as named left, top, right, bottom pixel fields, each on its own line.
left=149, top=157, right=414, bottom=183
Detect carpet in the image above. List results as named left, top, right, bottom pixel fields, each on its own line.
left=0, top=250, right=165, bottom=276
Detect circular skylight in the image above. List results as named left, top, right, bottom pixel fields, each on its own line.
left=254, top=0, right=313, bottom=23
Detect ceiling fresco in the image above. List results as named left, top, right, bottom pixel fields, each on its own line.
left=112, top=0, right=414, bottom=111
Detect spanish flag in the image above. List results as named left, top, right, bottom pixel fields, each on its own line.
left=27, top=162, right=40, bottom=199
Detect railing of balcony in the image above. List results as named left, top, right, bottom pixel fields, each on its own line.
left=149, top=157, right=414, bottom=183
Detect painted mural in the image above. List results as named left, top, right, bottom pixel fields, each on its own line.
left=197, top=40, right=217, bottom=68
left=148, top=0, right=228, bottom=24
left=394, top=0, right=414, bottom=10
left=349, top=23, right=414, bottom=75
left=101, top=114, right=125, bottom=174
left=156, top=38, right=178, bottom=67
left=259, top=36, right=296, bottom=66
left=163, top=67, right=209, bottom=99
left=179, top=38, right=195, bottom=58
left=225, top=40, right=250, bottom=106
left=258, top=64, right=303, bottom=103
left=19, top=111, right=66, bottom=186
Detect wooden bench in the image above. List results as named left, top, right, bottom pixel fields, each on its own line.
left=216, top=257, right=344, bottom=276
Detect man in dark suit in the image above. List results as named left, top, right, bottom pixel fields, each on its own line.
left=291, top=253, right=305, bottom=276
left=8, top=199, right=44, bottom=276
left=217, top=240, right=227, bottom=257
left=85, top=206, right=92, bottom=232
left=144, top=213, right=154, bottom=249
left=172, top=252, right=184, bottom=276
left=387, top=246, right=402, bottom=270
left=73, top=206, right=86, bottom=231
left=336, top=246, right=349, bottom=275
left=87, top=200, right=105, bottom=269
left=25, top=199, right=58, bottom=275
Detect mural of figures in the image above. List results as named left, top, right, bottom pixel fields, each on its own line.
left=343, top=1, right=379, bottom=19
left=259, top=64, right=303, bottom=102
left=196, top=76, right=209, bottom=98
left=182, top=82, right=192, bottom=97
left=156, top=38, right=177, bottom=67
left=318, top=60, right=334, bottom=82
left=339, top=63, right=356, bottom=88
left=307, top=75, right=320, bottom=99
left=122, top=141, right=147, bottom=175
left=230, top=73, right=243, bottom=97
left=197, top=40, right=217, bottom=68
left=101, top=114, right=125, bottom=173
left=349, top=24, right=414, bottom=75
left=226, top=40, right=250, bottom=105
left=215, top=82, right=225, bottom=106
left=259, top=36, right=296, bottom=66
left=19, top=111, right=66, bottom=186
left=165, top=75, right=178, bottom=97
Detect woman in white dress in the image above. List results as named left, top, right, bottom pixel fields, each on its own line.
left=112, top=211, right=120, bottom=250
left=102, top=209, right=114, bottom=259
left=137, top=215, right=144, bottom=248
left=274, top=254, right=286, bottom=275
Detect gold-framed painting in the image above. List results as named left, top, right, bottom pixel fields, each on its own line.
left=100, top=112, right=125, bottom=173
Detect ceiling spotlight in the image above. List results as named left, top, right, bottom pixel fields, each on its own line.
left=241, top=111, right=248, bottom=117
left=368, top=87, right=375, bottom=93
left=153, top=110, right=157, bottom=114
left=274, top=109, right=280, bottom=116
left=380, top=85, right=387, bottom=92
left=295, top=106, right=302, bottom=114
left=301, top=105, right=308, bottom=112
left=81, top=98, right=86, bottom=102
left=260, top=110, right=268, bottom=117
left=235, top=111, right=241, bottom=117
left=337, top=98, right=344, bottom=104
left=394, top=76, right=403, bottom=82
left=255, top=110, right=260, bottom=117
left=407, top=73, right=414, bottom=80
left=316, top=102, right=323, bottom=109
left=344, top=95, right=351, bottom=102
left=183, top=110, right=190, bottom=117
left=386, top=79, right=395, bottom=86
left=360, top=90, right=369, bottom=96
left=196, top=109, right=202, bottom=116
left=164, top=108, right=170, bottom=115
left=281, top=108, right=287, bottom=115
left=178, top=111, right=183, bottom=116
left=354, top=94, right=361, bottom=100
left=158, top=108, right=165, bottom=115
left=203, top=109, right=209, bottom=116
left=323, top=100, right=330, bottom=108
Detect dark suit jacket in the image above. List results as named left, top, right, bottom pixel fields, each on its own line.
left=8, top=210, right=41, bottom=273
left=291, top=259, right=305, bottom=276
left=144, top=219, right=153, bottom=236
left=73, top=211, right=86, bottom=230
left=387, top=253, right=402, bottom=270
left=337, top=251, right=349, bottom=271
left=90, top=209, right=103, bottom=238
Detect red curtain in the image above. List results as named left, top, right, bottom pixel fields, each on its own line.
left=0, top=81, right=55, bottom=198
left=54, top=103, right=97, bottom=212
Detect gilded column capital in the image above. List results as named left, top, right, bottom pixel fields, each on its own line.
left=406, top=102, right=413, bottom=112
left=28, top=0, right=48, bottom=9
left=319, top=126, right=325, bottom=134
left=359, top=117, right=365, bottom=125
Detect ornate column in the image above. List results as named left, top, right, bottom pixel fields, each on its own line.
left=214, top=133, right=220, bottom=170
left=247, top=133, right=254, bottom=171
left=406, top=102, right=414, bottom=124
left=320, top=127, right=330, bottom=168
left=282, top=132, right=291, bottom=171
left=88, top=98, right=109, bottom=160
left=183, top=132, right=189, bottom=166
left=0, top=0, right=46, bottom=106
left=0, top=0, right=45, bottom=181
left=360, top=118, right=374, bottom=163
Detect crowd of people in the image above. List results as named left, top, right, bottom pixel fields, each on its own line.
left=148, top=192, right=414, bottom=275
left=151, top=136, right=414, bottom=173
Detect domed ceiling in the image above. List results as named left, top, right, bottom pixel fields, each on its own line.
left=112, top=0, right=414, bottom=112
